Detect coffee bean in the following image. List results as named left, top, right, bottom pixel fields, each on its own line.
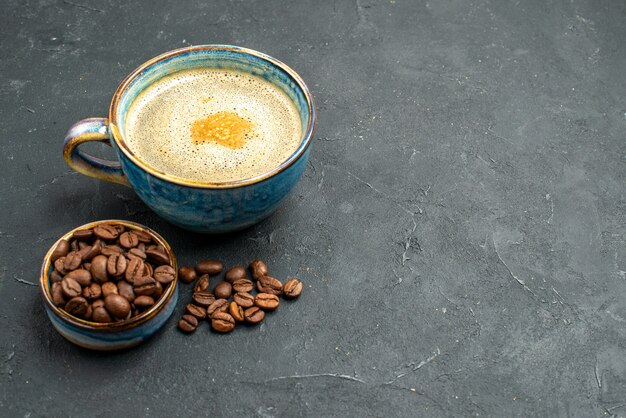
left=50, top=270, right=63, bottom=284
left=154, top=265, right=175, bottom=285
left=244, top=306, right=265, bottom=324
left=78, top=241, right=89, bottom=250
left=61, top=277, right=82, bottom=299
left=178, top=314, right=198, bottom=333
left=92, top=306, right=112, bottom=323
left=54, top=257, right=69, bottom=275
left=146, top=248, right=170, bottom=265
left=82, top=283, right=102, bottom=301
left=125, top=257, right=145, bottom=284
left=207, top=298, right=229, bottom=317
left=101, top=245, right=124, bottom=256
left=256, top=276, right=283, bottom=295
left=65, top=269, right=91, bottom=286
left=104, top=294, right=131, bottom=320
left=178, top=266, right=197, bottom=284
left=195, top=259, right=223, bottom=276
left=64, top=251, right=82, bottom=271
left=249, top=259, right=269, bottom=280
left=283, top=278, right=303, bottom=299
left=232, top=278, right=254, bottom=293
left=84, top=304, right=93, bottom=320
left=133, top=230, right=153, bottom=243
left=134, top=276, right=158, bottom=296
left=194, top=275, right=210, bottom=292
left=229, top=302, right=245, bottom=322
left=81, top=239, right=102, bottom=261
left=117, top=280, right=135, bottom=303
left=151, top=281, right=163, bottom=299
left=90, top=255, right=108, bottom=283
left=214, top=282, right=232, bottom=299
left=101, top=281, right=119, bottom=297
left=127, top=248, right=147, bottom=261
left=211, top=311, right=235, bottom=333
left=107, top=254, right=127, bottom=278
left=185, top=304, right=206, bottom=320
left=137, top=242, right=146, bottom=252
left=119, top=231, right=139, bottom=249
left=134, top=295, right=155, bottom=310
left=255, top=293, right=280, bottom=311
left=51, top=282, right=66, bottom=307
left=82, top=262, right=91, bottom=270
left=70, top=239, right=80, bottom=252
left=64, top=297, right=88, bottom=318
left=73, top=229, right=93, bottom=241
left=225, top=266, right=246, bottom=283
left=143, top=262, right=154, bottom=277
left=51, top=240, right=69, bottom=262
left=233, top=292, right=254, bottom=308
left=192, top=291, right=215, bottom=307
left=94, top=224, right=119, bottom=241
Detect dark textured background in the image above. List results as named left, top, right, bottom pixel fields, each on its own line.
left=1, top=0, right=625, bottom=416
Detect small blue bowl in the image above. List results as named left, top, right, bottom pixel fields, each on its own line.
left=39, top=220, right=178, bottom=351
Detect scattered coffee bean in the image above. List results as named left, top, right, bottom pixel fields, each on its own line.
left=64, top=297, right=88, bottom=318
left=51, top=240, right=69, bottom=262
left=64, top=251, right=82, bottom=271
left=117, top=281, right=135, bottom=303
left=93, top=224, right=119, bottom=241
left=195, top=259, right=223, bottom=276
left=211, top=311, right=235, bottom=333
left=229, top=302, right=244, bottom=322
left=214, top=282, right=232, bottom=299
left=134, top=295, right=155, bottom=310
left=283, top=278, right=303, bottom=299
left=232, top=278, right=254, bottom=293
left=193, top=274, right=210, bottom=292
left=119, top=231, right=139, bottom=248
left=178, top=266, right=197, bottom=284
left=101, top=281, right=119, bottom=297
left=61, top=277, right=82, bottom=299
left=207, top=298, right=229, bottom=317
left=256, top=276, right=283, bottom=296
left=178, top=314, right=198, bottom=333
left=244, top=306, right=265, bottom=324
left=225, top=266, right=246, bottom=283
left=185, top=304, right=206, bottom=320
left=255, top=293, right=280, bottom=311
left=154, top=265, right=176, bottom=285
left=104, top=294, right=131, bottom=320
left=192, top=291, right=215, bottom=307
left=82, top=283, right=102, bottom=301
left=233, top=292, right=255, bottom=308
left=249, top=259, right=268, bottom=280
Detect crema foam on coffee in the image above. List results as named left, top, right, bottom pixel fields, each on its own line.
left=124, top=68, right=302, bottom=183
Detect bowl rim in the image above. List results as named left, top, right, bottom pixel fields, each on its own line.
left=40, top=219, right=178, bottom=332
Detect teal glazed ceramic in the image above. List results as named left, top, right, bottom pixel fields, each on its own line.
left=63, top=45, right=316, bottom=233
left=39, top=220, right=178, bottom=351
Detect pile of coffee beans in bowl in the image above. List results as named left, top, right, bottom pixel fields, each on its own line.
left=48, top=222, right=175, bottom=322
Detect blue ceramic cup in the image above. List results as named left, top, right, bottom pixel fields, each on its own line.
left=63, top=45, right=316, bottom=233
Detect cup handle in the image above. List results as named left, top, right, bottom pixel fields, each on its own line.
left=63, top=117, right=131, bottom=187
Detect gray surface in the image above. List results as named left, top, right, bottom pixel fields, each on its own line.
left=1, top=0, right=625, bottom=416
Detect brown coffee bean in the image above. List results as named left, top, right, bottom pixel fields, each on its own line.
left=225, top=266, right=246, bottom=283
left=65, top=269, right=91, bottom=286
left=151, top=281, right=163, bottom=299
left=195, top=259, right=223, bottom=276
left=194, top=274, right=210, bottom=292
left=192, top=291, right=216, bottom=307
left=81, top=239, right=102, bottom=261
left=64, top=251, right=82, bottom=271
left=143, top=262, right=154, bottom=277
left=133, top=230, right=153, bottom=243
left=185, top=304, right=206, bottom=320
left=70, top=240, right=80, bottom=252
left=154, top=265, right=175, bottom=285
left=125, top=257, right=145, bottom=284
left=64, top=296, right=89, bottom=318
left=92, top=306, right=112, bottom=323
left=127, top=248, right=147, bottom=261
left=107, top=254, right=127, bottom=278
left=101, top=281, right=119, bottom=297
left=249, top=259, right=269, bottom=280
left=256, top=276, right=283, bottom=295
left=90, top=255, right=108, bottom=283
left=54, top=257, right=69, bottom=275
left=117, top=280, right=135, bottom=303
left=255, top=293, right=280, bottom=311
left=61, top=277, right=82, bottom=299
left=134, top=275, right=158, bottom=296
left=84, top=304, right=93, bottom=321
left=178, top=266, right=197, bottom=284
left=51, top=240, right=70, bottom=262
left=137, top=242, right=146, bottom=252
left=134, top=295, right=155, bottom=310
left=50, top=270, right=63, bottom=284
left=214, top=282, right=232, bottom=299
left=233, top=292, right=254, bottom=308
left=283, top=278, right=303, bottom=299
left=101, top=245, right=124, bottom=256
left=94, top=224, right=119, bottom=241
left=82, top=283, right=102, bottom=301
left=229, top=302, right=244, bottom=322
left=244, top=306, right=265, bottom=324
left=104, top=294, right=131, bottom=320
left=232, top=278, right=254, bottom=293
left=145, top=248, right=169, bottom=265
left=51, top=282, right=66, bottom=307
left=113, top=224, right=126, bottom=234
left=119, top=231, right=139, bottom=249
left=73, top=229, right=93, bottom=241
left=92, top=299, right=105, bottom=309
left=178, top=314, right=198, bottom=333
left=82, top=262, right=91, bottom=271
left=206, top=298, right=229, bottom=317
left=211, top=311, right=235, bottom=333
